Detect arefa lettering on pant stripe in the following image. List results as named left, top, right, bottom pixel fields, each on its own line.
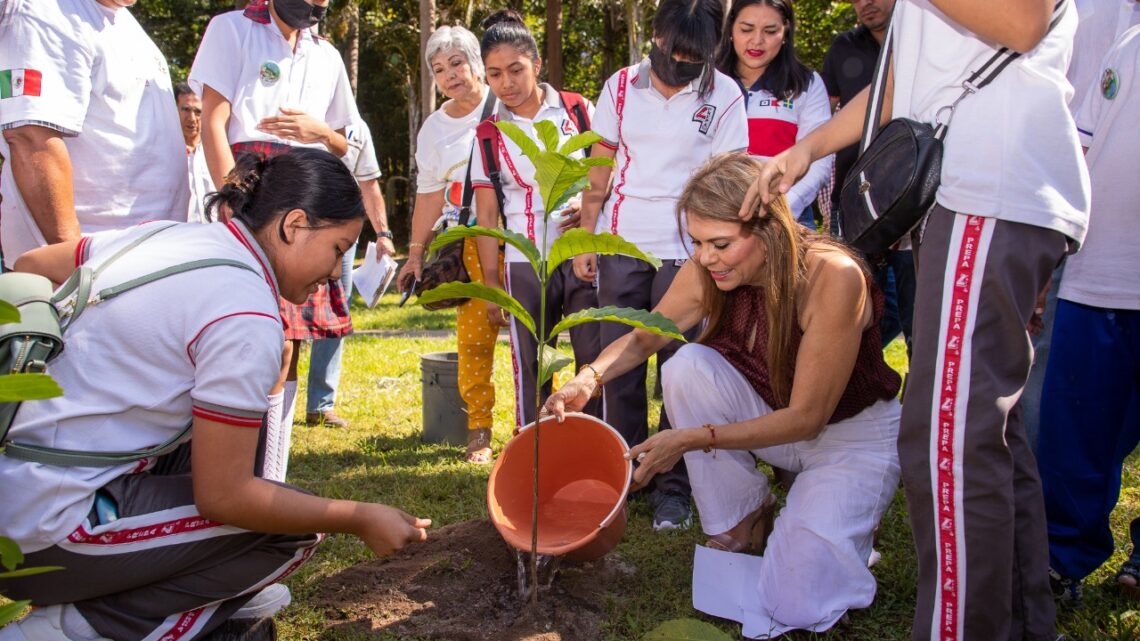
left=67, top=515, right=222, bottom=546
left=929, top=214, right=989, bottom=641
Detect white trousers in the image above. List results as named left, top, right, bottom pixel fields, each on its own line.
left=662, top=344, right=901, bottom=631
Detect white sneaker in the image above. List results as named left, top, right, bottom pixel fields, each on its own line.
left=1, top=605, right=108, bottom=641
left=867, top=548, right=882, bottom=568
left=232, top=584, right=291, bottom=620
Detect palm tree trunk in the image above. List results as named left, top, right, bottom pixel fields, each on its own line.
left=545, top=0, right=563, bottom=89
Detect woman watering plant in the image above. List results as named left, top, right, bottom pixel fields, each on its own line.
left=397, top=25, right=502, bottom=464
left=471, top=9, right=602, bottom=429
left=546, top=152, right=901, bottom=636
left=0, top=149, right=430, bottom=641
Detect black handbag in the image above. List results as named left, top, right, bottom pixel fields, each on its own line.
left=411, top=94, right=497, bottom=311
left=839, top=1, right=1067, bottom=253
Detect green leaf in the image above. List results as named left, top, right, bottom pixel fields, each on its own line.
left=0, top=600, right=30, bottom=628
left=416, top=282, right=536, bottom=337
left=546, top=230, right=663, bottom=276
left=0, top=373, right=63, bottom=403
left=428, top=225, right=541, bottom=275
left=0, top=300, right=20, bottom=325
left=538, top=348, right=574, bottom=387
left=549, top=306, right=685, bottom=343
left=532, top=153, right=590, bottom=221
left=0, top=537, right=23, bottom=572
left=642, top=618, right=736, bottom=641
left=494, top=121, right=541, bottom=160
left=533, top=119, right=560, bottom=152
left=547, top=176, right=590, bottom=215
left=0, top=565, right=64, bottom=579
left=581, top=156, right=616, bottom=168
left=558, top=130, right=604, bottom=156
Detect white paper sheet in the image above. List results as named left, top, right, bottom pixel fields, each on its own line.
left=691, top=545, right=844, bottom=640
left=351, top=242, right=398, bottom=308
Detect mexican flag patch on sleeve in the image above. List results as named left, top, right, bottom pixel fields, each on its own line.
left=0, top=69, right=43, bottom=99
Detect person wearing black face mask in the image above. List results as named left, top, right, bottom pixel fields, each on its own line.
left=187, top=0, right=362, bottom=538
left=572, top=0, right=749, bottom=536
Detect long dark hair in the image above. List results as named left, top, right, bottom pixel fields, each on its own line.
left=652, top=0, right=724, bottom=98
left=205, top=148, right=364, bottom=236
left=480, top=9, right=539, bottom=63
left=716, top=0, right=811, bottom=100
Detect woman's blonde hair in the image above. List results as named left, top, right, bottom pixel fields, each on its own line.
left=675, top=152, right=860, bottom=405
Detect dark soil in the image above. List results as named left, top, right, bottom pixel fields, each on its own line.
left=314, top=519, right=638, bottom=640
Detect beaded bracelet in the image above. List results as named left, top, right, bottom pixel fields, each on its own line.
left=702, top=424, right=717, bottom=457
left=580, top=363, right=604, bottom=398
left=408, top=241, right=427, bottom=252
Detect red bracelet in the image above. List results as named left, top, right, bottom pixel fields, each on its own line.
left=702, top=424, right=716, bottom=456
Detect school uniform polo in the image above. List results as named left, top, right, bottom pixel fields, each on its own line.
left=739, top=72, right=833, bottom=217
left=0, top=220, right=284, bottom=555
left=469, top=83, right=594, bottom=262
left=188, top=2, right=354, bottom=149
left=343, top=119, right=382, bottom=181
left=591, top=59, right=749, bottom=260
left=0, top=0, right=189, bottom=267
left=187, top=143, right=214, bottom=223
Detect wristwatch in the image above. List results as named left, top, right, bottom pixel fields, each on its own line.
left=377, top=230, right=393, bottom=239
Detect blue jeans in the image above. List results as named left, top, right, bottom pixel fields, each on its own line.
left=1021, top=262, right=1064, bottom=448
left=870, top=249, right=915, bottom=358
left=307, top=243, right=356, bottom=413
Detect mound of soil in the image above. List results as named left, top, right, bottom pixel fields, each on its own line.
left=314, top=519, right=638, bottom=640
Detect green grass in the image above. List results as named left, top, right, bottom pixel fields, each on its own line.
left=271, top=294, right=1139, bottom=640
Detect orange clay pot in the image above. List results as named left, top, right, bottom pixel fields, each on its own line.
left=487, top=412, right=632, bottom=562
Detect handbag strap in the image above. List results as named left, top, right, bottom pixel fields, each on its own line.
left=859, top=0, right=1069, bottom=151
left=457, top=91, right=499, bottom=227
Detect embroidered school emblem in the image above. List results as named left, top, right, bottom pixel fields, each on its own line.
left=692, top=104, right=717, bottom=134
left=1101, top=67, right=1119, bottom=99
left=561, top=118, right=578, bottom=135
left=259, top=61, right=281, bottom=85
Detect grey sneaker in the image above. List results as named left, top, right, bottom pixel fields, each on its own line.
left=651, top=492, right=692, bottom=531
left=233, top=584, right=292, bottom=619
left=1049, top=567, right=1083, bottom=609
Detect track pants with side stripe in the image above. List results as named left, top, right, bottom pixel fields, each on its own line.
left=899, top=206, right=1067, bottom=641
left=1, top=463, right=320, bottom=641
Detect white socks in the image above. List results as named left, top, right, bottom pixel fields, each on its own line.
left=262, top=382, right=298, bottom=483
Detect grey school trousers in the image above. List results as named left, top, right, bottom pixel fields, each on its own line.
left=597, top=254, right=697, bottom=497
left=899, top=206, right=1067, bottom=641
left=504, top=260, right=602, bottom=427
left=2, top=449, right=320, bottom=641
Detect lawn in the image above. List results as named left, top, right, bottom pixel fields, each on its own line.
left=273, top=290, right=1140, bottom=641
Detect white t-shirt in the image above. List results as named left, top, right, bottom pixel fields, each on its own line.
left=344, top=119, right=382, bottom=182
left=1068, top=0, right=1140, bottom=108
left=1060, top=25, right=1140, bottom=309
left=187, top=6, right=354, bottom=148
left=0, top=220, right=284, bottom=553
left=890, top=0, right=1090, bottom=244
left=741, top=72, right=834, bottom=216
left=0, top=0, right=190, bottom=267
left=592, top=60, right=750, bottom=260
left=187, top=144, right=214, bottom=224
left=470, top=85, right=593, bottom=262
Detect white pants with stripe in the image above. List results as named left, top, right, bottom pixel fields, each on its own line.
left=663, top=344, right=901, bottom=631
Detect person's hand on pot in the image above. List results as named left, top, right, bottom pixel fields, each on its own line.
left=626, top=428, right=693, bottom=491
left=543, top=370, right=597, bottom=421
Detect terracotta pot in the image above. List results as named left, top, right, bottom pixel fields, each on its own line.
left=486, top=412, right=631, bottom=562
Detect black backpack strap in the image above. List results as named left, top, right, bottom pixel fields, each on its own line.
left=476, top=120, right=508, bottom=225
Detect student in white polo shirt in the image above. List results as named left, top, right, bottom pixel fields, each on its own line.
left=573, top=0, right=749, bottom=532
left=743, top=0, right=1089, bottom=638
left=470, top=10, right=602, bottom=431
left=717, top=0, right=833, bottom=228
left=0, top=149, right=429, bottom=641
left=0, top=0, right=189, bottom=270
left=188, top=0, right=356, bottom=483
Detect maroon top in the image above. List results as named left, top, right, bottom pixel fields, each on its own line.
left=703, top=278, right=901, bottom=424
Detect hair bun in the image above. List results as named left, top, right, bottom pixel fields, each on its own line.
left=481, top=8, right=526, bottom=31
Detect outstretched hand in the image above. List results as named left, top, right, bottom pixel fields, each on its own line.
left=542, top=375, right=595, bottom=421
left=356, top=504, right=431, bottom=558
left=737, top=146, right=813, bottom=220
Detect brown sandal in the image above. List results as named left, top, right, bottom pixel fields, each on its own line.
left=706, top=493, right=778, bottom=554
left=463, top=428, right=493, bottom=465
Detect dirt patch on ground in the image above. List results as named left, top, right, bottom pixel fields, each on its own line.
left=314, top=519, right=638, bottom=640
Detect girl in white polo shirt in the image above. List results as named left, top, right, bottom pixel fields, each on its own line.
left=717, top=0, right=833, bottom=228
left=0, top=149, right=429, bottom=641
left=469, top=10, right=602, bottom=430
left=189, top=0, right=356, bottom=482
left=572, top=0, right=749, bottom=531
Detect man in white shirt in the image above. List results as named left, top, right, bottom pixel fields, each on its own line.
left=177, top=83, right=214, bottom=224
left=0, top=0, right=189, bottom=269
